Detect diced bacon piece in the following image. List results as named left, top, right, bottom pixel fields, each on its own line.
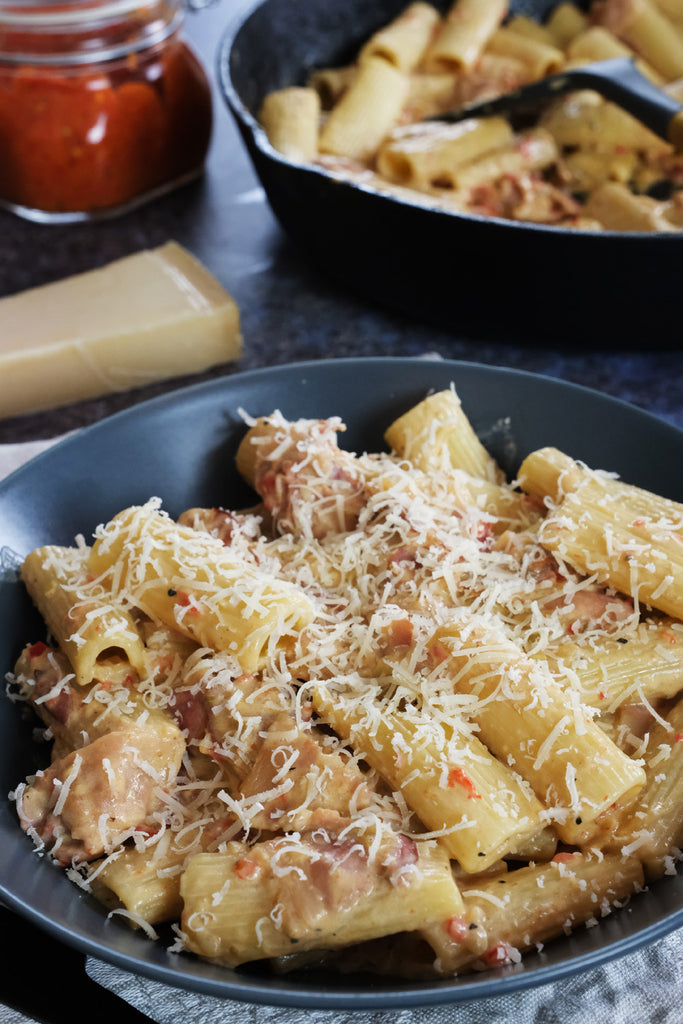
left=18, top=721, right=185, bottom=864
left=257, top=450, right=366, bottom=539
left=268, top=829, right=418, bottom=937
left=27, top=641, right=49, bottom=658
left=468, top=173, right=580, bottom=224
left=482, top=941, right=517, bottom=967
left=390, top=546, right=422, bottom=568
left=241, top=416, right=368, bottom=539
left=552, top=851, right=580, bottom=864
left=234, top=856, right=262, bottom=880
left=446, top=915, right=469, bottom=942
left=15, top=644, right=73, bottom=728
left=544, top=587, right=634, bottom=632
left=169, top=688, right=210, bottom=741
left=15, top=643, right=173, bottom=759
left=476, top=521, right=494, bottom=550
left=177, top=506, right=266, bottom=545
left=381, top=617, right=414, bottom=650
left=381, top=831, right=419, bottom=886
left=238, top=712, right=370, bottom=831
left=528, top=551, right=564, bottom=585
left=173, top=656, right=291, bottom=781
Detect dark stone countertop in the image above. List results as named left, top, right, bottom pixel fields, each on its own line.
left=0, top=0, right=678, bottom=442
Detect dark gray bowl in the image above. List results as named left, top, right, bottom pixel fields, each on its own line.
left=2, top=358, right=683, bottom=1009
left=218, top=0, right=682, bottom=346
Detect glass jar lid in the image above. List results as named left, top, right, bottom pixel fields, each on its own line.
left=0, top=1, right=185, bottom=64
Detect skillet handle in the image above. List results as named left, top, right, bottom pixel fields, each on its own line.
left=435, top=58, right=683, bottom=147
left=572, top=58, right=683, bottom=146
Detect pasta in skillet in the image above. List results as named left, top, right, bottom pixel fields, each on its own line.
left=258, top=0, right=683, bottom=231
left=8, top=388, right=683, bottom=977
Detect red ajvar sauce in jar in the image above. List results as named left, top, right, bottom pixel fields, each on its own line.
left=0, top=1, right=213, bottom=221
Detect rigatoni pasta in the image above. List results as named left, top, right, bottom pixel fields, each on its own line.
left=7, top=385, right=683, bottom=981
left=546, top=2, right=590, bottom=46
left=20, top=544, right=146, bottom=687
left=359, top=2, right=443, bottom=72
left=180, top=833, right=462, bottom=966
left=257, top=87, right=321, bottom=162
left=484, top=25, right=566, bottom=76
left=87, top=500, right=315, bottom=671
left=317, top=56, right=410, bottom=162
left=422, top=0, right=507, bottom=72
left=312, top=680, right=545, bottom=871
left=518, top=445, right=683, bottom=620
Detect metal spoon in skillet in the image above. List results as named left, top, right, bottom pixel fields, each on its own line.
left=433, top=57, right=683, bottom=148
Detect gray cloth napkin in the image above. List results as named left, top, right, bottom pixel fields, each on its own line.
left=2, top=435, right=681, bottom=1024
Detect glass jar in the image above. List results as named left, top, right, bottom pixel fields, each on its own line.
left=0, top=1, right=213, bottom=222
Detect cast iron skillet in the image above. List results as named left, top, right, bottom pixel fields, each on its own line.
left=218, top=0, right=680, bottom=346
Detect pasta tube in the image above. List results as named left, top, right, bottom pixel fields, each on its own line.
left=377, top=117, right=514, bottom=192
left=562, top=149, right=639, bottom=191
left=593, top=0, right=683, bottom=80
left=540, top=91, right=669, bottom=156
left=258, top=87, right=321, bottom=162
left=544, top=618, right=683, bottom=712
left=87, top=500, right=315, bottom=672
left=306, top=65, right=357, bottom=110
left=422, top=852, right=644, bottom=972
left=384, top=387, right=503, bottom=481
left=423, top=0, right=508, bottom=72
left=519, top=447, right=683, bottom=619
left=506, top=14, right=559, bottom=47
left=485, top=27, right=565, bottom=77
left=318, top=56, right=409, bottom=162
left=91, top=804, right=239, bottom=925
left=359, top=2, right=442, bottom=72
left=443, top=129, right=559, bottom=191
left=582, top=181, right=674, bottom=231
left=312, top=682, right=544, bottom=872
left=180, top=831, right=463, bottom=966
left=13, top=642, right=172, bottom=759
left=546, top=3, right=589, bottom=46
left=403, top=72, right=461, bottom=120
left=567, top=26, right=666, bottom=83
left=21, top=545, right=146, bottom=687
left=610, top=697, right=683, bottom=876
left=651, top=0, right=683, bottom=24
left=428, top=610, right=646, bottom=843
left=382, top=388, right=537, bottom=525
left=92, top=843, right=188, bottom=924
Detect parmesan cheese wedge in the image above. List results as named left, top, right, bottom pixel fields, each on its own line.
left=0, top=241, right=242, bottom=419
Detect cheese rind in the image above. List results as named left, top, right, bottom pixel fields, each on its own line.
left=0, top=242, right=242, bottom=419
